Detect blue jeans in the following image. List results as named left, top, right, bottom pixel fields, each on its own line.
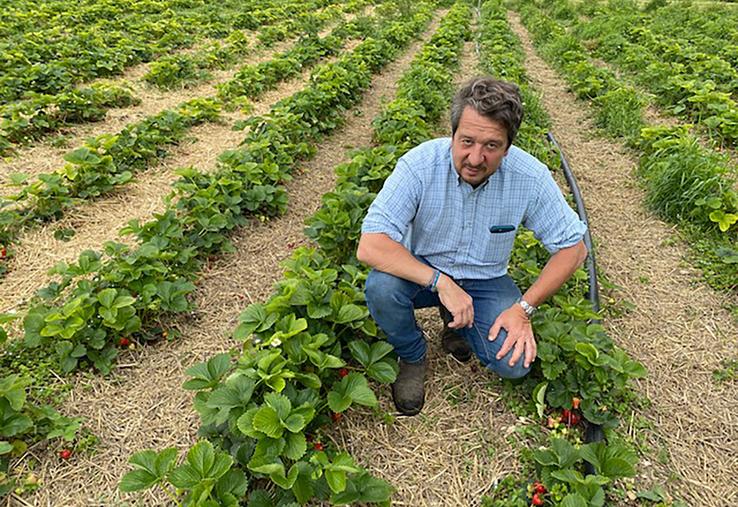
left=365, top=269, right=531, bottom=379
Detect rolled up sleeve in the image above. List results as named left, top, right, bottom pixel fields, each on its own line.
left=361, top=158, right=421, bottom=243
left=523, top=171, right=587, bottom=253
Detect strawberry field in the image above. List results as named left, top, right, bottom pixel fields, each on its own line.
left=0, top=0, right=736, bottom=505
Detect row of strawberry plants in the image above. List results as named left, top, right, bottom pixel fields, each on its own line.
left=0, top=2, right=433, bottom=498
left=0, top=0, right=340, bottom=106
left=625, top=0, right=738, bottom=66
left=216, top=14, right=385, bottom=109
left=6, top=4, right=429, bottom=371
left=0, top=83, right=139, bottom=155
left=0, top=98, right=220, bottom=270
left=554, top=0, right=738, bottom=146
left=0, top=0, right=250, bottom=104
left=143, top=0, right=363, bottom=90
left=118, top=4, right=467, bottom=504
left=0, top=7, right=435, bottom=498
left=0, top=10, right=377, bottom=279
left=0, top=0, right=347, bottom=154
left=516, top=1, right=738, bottom=294
left=475, top=2, right=647, bottom=505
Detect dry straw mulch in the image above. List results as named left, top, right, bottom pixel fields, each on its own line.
left=508, top=11, right=738, bottom=507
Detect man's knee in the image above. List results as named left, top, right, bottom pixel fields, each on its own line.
left=473, top=329, right=532, bottom=379
left=487, top=359, right=531, bottom=379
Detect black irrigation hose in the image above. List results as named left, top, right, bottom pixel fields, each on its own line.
left=546, top=132, right=605, bottom=475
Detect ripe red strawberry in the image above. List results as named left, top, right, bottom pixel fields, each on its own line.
left=59, top=449, right=72, bottom=460
left=561, top=408, right=572, bottom=425
left=569, top=412, right=581, bottom=425
left=118, top=337, right=130, bottom=347
left=531, top=492, right=544, bottom=506
left=313, top=442, right=324, bottom=451
left=331, top=412, right=342, bottom=423
left=338, top=368, right=349, bottom=378
left=0, top=247, right=6, bottom=258
left=533, top=482, right=546, bottom=494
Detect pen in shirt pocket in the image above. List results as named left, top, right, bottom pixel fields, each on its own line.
left=489, top=225, right=515, bottom=233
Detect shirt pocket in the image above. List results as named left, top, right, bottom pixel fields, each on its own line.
left=479, top=228, right=517, bottom=264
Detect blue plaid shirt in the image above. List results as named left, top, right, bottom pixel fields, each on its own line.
left=361, top=138, right=587, bottom=280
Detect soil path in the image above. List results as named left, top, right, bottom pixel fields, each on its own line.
left=508, top=11, right=738, bottom=507
left=23, top=14, right=444, bottom=507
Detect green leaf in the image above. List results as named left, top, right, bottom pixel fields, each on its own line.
left=325, top=469, right=347, bottom=494
left=347, top=340, right=370, bottom=366
left=551, top=438, right=579, bottom=468
left=270, top=463, right=299, bottom=490
left=283, top=432, right=307, bottom=461
left=23, top=309, right=46, bottom=347
left=119, top=469, right=159, bottom=492
left=533, top=381, right=548, bottom=419
left=366, top=360, right=397, bottom=384
left=560, top=494, right=589, bottom=507
left=188, top=440, right=217, bottom=477
left=264, top=392, right=291, bottom=420
left=252, top=406, right=284, bottom=438
left=97, top=288, right=117, bottom=308
left=292, top=465, right=315, bottom=504
left=368, top=341, right=394, bottom=362
left=215, top=469, right=249, bottom=500
left=282, top=414, right=306, bottom=433
left=327, top=372, right=378, bottom=412
left=327, top=391, right=352, bottom=413
left=335, top=304, right=365, bottom=324
left=183, top=353, right=231, bottom=390
left=168, top=464, right=201, bottom=489
left=120, top=448, right=177, bottom=492
left=234, top=303, right=278, bottom=340
left=344, top=373, right=378, bottom=407
left=293, top=372, right=321, bottom=389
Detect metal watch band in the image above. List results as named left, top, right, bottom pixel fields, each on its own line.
left=518, top=299, right=537, bottom=317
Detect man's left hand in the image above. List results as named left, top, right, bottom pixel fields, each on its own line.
left=488, top=304, right=537, bottom=368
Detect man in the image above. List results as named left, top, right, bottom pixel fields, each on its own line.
left=356, top=77, right=588, bottom=415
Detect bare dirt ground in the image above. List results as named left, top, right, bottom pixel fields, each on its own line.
left=20, top=14, right=448, bottom=507
left=508, top=11, right=738, bottom=507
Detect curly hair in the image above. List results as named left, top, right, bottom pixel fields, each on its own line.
left=450, top=77, right=524, bottom=147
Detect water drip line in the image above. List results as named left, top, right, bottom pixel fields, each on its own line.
left=546, top=132, right=605, bottom=473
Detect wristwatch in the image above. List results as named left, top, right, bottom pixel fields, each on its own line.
left=518, top=298, right=537, bottom=318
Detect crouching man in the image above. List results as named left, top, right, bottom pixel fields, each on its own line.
left=356, top=77, right=588, bottom=415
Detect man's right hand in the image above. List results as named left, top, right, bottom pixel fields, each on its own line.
left=436, top=274, right=474, bottom=329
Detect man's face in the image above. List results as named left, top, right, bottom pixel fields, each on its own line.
left=451, top=106, right=509, bottom=187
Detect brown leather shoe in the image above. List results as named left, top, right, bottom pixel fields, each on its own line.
left=439, top=306, right=473, bottom=362
left=391, top=357, right=426, bottom=415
